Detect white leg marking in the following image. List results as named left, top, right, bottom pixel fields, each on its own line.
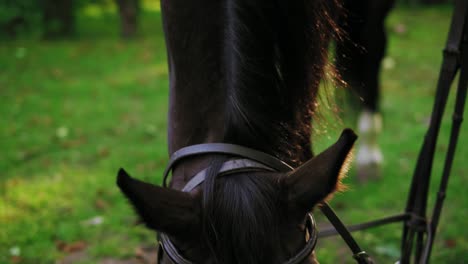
left=356, top=110, right=383, bottom=181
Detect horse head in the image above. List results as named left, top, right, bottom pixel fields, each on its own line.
left=118, top=130, right=356, bottom=263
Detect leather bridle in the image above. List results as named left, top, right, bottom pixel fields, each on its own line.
left=157, top=143, right=372, bottom=264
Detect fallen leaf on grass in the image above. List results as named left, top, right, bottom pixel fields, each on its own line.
left=29, top=115, right=52, bottom=127
left=133, top=218, right=145, bottom=226
left=57, top=251, right=89, bottom=264
left=16, top=149, right=41, bottom=162
left=98, top=147, right=110, bottom=158
left=42, top=158, right=52, bottom=167
left=56, top=240, right=87, bottom=253
left=136, top=162, right=158, bottom=174
left=11, top=256, right=22, bottom=264
left=333, top=201, right=346, bottom=210
left=51, top=68, right=64, bottom=79
left=60, top=137, right=87, bottom=149
left=100, top=258, right=138, bottom=264
left=95, top=198, right=109, bottom=210
left=393, top=23, right=407, bottom=35
left=135, top=246, right=158, bottom=263
left=444, top=239, right=457, bottom=248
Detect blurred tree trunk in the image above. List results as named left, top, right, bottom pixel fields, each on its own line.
left=419, top=0, right=450, bottom=3
left=402, top=0, right=452, bottom=4
left=115, top=0, right=140, bottom=39
left=3, top=16, right=27, bottom=38
left=42, top=0, right=75, bottom=39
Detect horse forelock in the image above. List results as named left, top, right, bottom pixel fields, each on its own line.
left=201, top=160, right=285, bottom=263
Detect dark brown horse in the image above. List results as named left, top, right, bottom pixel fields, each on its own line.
left=336, top=0, right=396, bottom=182
left=117, top=1, right=357, bottom=263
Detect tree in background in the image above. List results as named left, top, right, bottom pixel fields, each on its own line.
left=1, top=0, right=142, bottom=39
left=0, top=0, right=37, bottom=38
left=115, top=0, right=140, bottom=39
left=401, top=0, right=452, bottom=4
left=420, top=0, right=451, bottom=3
left=41, top=0, right=75, bottom=39
left=0, top=0, right=454, bottom=39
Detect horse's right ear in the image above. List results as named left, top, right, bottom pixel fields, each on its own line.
left=117, top=168, right=200, bottom=236
left=283, top=129, right=357, bottom=213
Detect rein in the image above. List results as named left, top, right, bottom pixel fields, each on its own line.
left=401, top=0, right=468, bottom=262
left=158, top=143, right=372, bottom=264
left=315, top=1, right=468, bottom=263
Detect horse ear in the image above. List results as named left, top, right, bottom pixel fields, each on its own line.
left=284, top=129, right=357, bottom=212
left=117, top=168, right=200, bottom=236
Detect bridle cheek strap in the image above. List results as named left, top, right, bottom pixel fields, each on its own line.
left=159, top=233, right=194, bottom=264
left=284, top=214, right=318, bottom=264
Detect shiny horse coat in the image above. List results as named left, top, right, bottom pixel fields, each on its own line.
left=117, top=1, right=356, bottom=263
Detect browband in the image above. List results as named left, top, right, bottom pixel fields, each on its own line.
left=163, top=143, right=293, bottom=187
left=182, top=158, right=275, bottom=192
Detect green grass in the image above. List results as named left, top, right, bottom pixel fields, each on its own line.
left=1, top=4, right=467, bottom=264
left=1, top=10, right=168, bottom=263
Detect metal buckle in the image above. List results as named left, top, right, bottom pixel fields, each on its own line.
left=353, top=251, right=372, bottom=264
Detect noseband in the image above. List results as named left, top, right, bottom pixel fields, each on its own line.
left=157, top=143, right=319, bottom=264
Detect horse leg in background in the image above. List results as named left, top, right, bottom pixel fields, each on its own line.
left=336, top=0, right=395, bottom=183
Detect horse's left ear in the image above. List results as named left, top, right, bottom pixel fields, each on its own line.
left=284, top=129, right=357, bottom=213
left=116, top=168, right=200, bottom=237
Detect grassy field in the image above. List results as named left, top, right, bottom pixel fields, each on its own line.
left=1, top=4, right=467, bottom=264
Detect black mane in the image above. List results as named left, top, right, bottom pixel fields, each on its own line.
left=223, top=0, right=340, bottom=167
left=199, top=1, right=341, bottom=262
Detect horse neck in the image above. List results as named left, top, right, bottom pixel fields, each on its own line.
left=162, top=0, right=335, bottom=187
left=162, top=0, right=226, bottom=188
